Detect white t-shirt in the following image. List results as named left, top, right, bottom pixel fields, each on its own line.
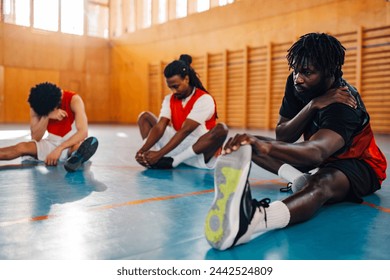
left=159, top=89, right=215, bottom=132
left=154, top=89, right=218, bottom=169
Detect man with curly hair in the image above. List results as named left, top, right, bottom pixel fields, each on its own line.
left=0, top=82, right=98, bottom=172
left=204, top=33, right=387, bottom=250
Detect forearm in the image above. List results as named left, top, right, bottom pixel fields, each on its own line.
left=157, top=129, right=192, bottom=157
left=140, top=125, right=165, bottom=152
left=276, top=101, right=317, bottom=142
left=263, top=141, right=325, bottom=167
left=57, top=129, right=88, bottom=153
left=30, top=116, right=49, bottom=141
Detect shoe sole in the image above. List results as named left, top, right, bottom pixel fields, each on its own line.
left=204, top=145, right=252, bottom=250
left=64, top=137, right=98, bottom=172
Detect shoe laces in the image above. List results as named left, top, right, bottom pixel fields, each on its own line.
left=280, top=182, right=292, bottom=192
left=253, top=198, right=270, bottom=208
left=253, top=198, right=271, bottom=228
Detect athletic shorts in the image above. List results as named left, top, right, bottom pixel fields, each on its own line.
left=151, top=125, right=217, bottom=169
left=323, top=158, right=381, bottom=203
left=32, top=135, right=70, bottom=162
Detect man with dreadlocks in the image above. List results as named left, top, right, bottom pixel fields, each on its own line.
left=204, top=33, right=387, bottom=250
left=0, top=82, right=98, bottom=172
left=136, top=54, right=228, bottom=169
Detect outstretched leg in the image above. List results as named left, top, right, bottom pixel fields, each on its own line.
left=284, top=167, right=350, bottom=224
left=0, top=141, right=37, bottom=160
left=205, top=147, right=351, bottom=250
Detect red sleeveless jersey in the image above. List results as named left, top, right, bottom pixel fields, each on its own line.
left=47, top=90, right=76, bottom=137
left=170, top=88, right=217, bottom=131
left=327, top=124, right=387, bottom=184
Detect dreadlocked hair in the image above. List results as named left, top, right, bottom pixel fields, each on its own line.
left=28, top=82, right=62, bottom=117
left=286, top=33, right=346, bottom=80
left=164, top=54, right=208, bottom=92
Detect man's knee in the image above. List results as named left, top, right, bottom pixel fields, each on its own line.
left=15, top=141, right=36, bottom=155
left=304, top=171, right=343, bottom=200
left=137, top=111, right=158, bottom=127
left=212, top=123, right=228, bottom=139
left=137, top=111, right=151, bottom=122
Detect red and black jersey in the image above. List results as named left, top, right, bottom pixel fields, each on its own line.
left=280, top=73, right=387, bottom=184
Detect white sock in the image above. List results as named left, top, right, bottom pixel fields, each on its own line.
left=278, top=163, right=303, bottom=182
left=236, top=201, right=290, bottom=246
left=278, top=164, right=313, bottom=192
left=253, top=201, right=290, bottom=232
left=171, top=146, right=197, bottom=167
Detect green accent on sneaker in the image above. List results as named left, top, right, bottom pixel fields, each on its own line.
left=204, top=166, right=242, bottom=244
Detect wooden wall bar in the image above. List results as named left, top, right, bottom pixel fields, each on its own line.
left=361, top=26, right=390, bottom=132
left=1, top=0, right=390, bottom=134
left=148, top=25, right=390, bottom=133
left=135, top=0, right=390, bottom=133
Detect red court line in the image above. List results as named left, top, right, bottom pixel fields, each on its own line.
left=0, top=178, right=279, bottom=226
left=0, top=215, right=56, bottom=227
left=91, top=189, right=214, bottom=211
left=362, top=201, right=390, bottom=213
left=0, top=189, right=214, bottom=227
left=2, top=178, right=389, bottom=227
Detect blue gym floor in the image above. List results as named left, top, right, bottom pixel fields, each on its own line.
left=0, top=124, right=389, bottom=260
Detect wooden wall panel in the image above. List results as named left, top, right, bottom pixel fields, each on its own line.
left=337, top=31, right=358, bottom=85
left=269, top=42, right=292, bottom=129
left=148, top=25, right=390, bottom=133
left=1, top=23, right=111, bottom=123
left=361, top=26, right=390, bottom=133
left=4, top=68, right=60, bottom=123
left=2, top=0, right=390, bottom=131
left=59, top=71, right=86, bottom=97
left=226, top=49, right=245, bottom=128
left=207, top=52, right=225, bottom=122
left=247, top=46, right=268, bottom=129
left=148, top=63, right=162, bottom=116
left=0, top=65, right=4, bottom=122
left=191, top=55, right=207, bottom=89
left=161, top=61, right=170, bottom=104
left=126, top=0, right=390, bottom=132
left=0, top=23, right=3, bottom=66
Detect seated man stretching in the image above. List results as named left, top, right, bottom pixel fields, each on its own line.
left=0, top=82, right=98, bottom=172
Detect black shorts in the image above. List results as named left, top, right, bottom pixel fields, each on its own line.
left=323, top=159, right=381, bottom=203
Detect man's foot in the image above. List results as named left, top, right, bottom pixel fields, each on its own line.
left=204, top=145, right=271, bottom=250
left=64, top=137, right=99, bottom=172
left=149, top=157, right=174, bottom=169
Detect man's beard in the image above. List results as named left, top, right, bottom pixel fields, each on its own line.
left=294, top=79, right=329, bottom=104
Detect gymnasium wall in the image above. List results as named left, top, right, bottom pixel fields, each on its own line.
left=0, top=23, right=111, bottom=123
left=111, top=0, right=390, bottom=133
left=1, top=0, right=390, bottom=133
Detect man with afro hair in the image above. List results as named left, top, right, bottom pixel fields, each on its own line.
left=0, top=82, right=98, bottom=172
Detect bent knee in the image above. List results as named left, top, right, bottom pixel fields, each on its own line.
left=304, top=170, right=349, bottom=201
left=137, top=111, right=151, bottom=122
left=137, top=111, right=157, bottom=124
left=212, top=123, right=228, bottom=138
